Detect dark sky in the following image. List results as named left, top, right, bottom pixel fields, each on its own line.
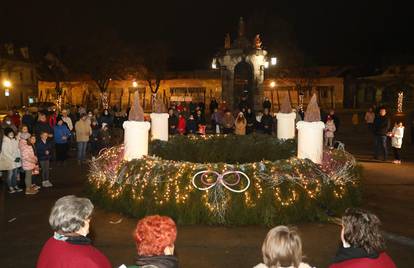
left=1, top=0, right=413, bottom=70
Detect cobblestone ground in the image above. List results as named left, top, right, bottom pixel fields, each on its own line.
left=1, top=115, right=413, bottom=267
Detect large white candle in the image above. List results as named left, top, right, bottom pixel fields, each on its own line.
left=123, top=121, right=151, bottom=161
left=276, top=112, right=296, bottom=140
left=150, top=113, right=169, bottom=141
left=296, top=121, right=325, bottom=164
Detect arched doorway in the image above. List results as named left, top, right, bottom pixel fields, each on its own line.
left=233, top=61, right=254, bottom=109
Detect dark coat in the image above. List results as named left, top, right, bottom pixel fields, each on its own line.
left=373, top=115, right=391, bottom=136
left=36, top=139, right=53, bottom=161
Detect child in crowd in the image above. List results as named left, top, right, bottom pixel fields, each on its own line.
left=389, top=121, right=404, bottom=164
left=36, top=131, right=53, bottom=188
left=177, top=114, right=186, bottom=135
left=19, top=135, right=40, bottom=195
left=17, top=124, right=31, bottom=141
left=254, top=225, right=313, bottom=268
left=90, top=119, right=100, bottom=156
left=325, top=116, right=336, bottom=148
left=0, top=128, right=23, bottom=193
left=98, top=123, right=112, bottom=152
left=186, top=115, right=197, bottom=134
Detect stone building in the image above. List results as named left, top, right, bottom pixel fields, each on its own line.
left=0, top=44, right=38, bottom=110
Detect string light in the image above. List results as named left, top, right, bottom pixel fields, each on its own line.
left=397, top=91, right=404, bottom=113
left=88, top=140, right=359, bottom=222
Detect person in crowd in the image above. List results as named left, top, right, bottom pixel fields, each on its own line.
left=351, top=112, right=359, bottom=132
left=389, top=121, right=404, bottom=164
left=98, top=123, right=111, bottom=151
left=364, top=107, right=375, bottom=132
left=22, top=109, right=35, bottom=132
left=177, top=114, right=187, bottom=135
left=168, top=108, right=178, bottom=135
left=0, top=128, right=23, bottom=193
left=114, top=109, right=128, bottom=128
left=37, top=195, right=111, bottom=268
left=9, top=109, right=21, bottom=128
left=98, top=109, right=113, bottom=127
left=19, top=134, right=39, bottom=195
left=121, top=215, right=178, bottom=268
left=75, top=113, right=92, bottom=165
left=222, top=110, right=235, bottom=134
left=189, top=101, right=197, bottom=115
left=36, top=131, right=53, bottom=188
left=186, top=114, right=197, bottom=134
left=373, top=107, right=390, bottom=161
left=235, top=112, right=247, bottom=135
left=54, top=117, right=71, bottom=165
left=245, top=108, right=255, bottom=134
left=1, top=116, right=18, bottom=133
left=17, top=124, right=31, bottom=141
left=209, top=97, right=219, bottom=113
left=261, top=109, right=274, bottom=135
left=263, top=97, right=272, bottom=111
left=90, top=120, right=100, bottom=156
left=325, top=116, right=336, bottom=148
left=239, top=95, right=249, bottom=111
left=48, top=108, right=58, bottom=129
left=211, top=108, right=222, bottom=134
left=329, top=208, right=396, bottom=268
left=254, top=225, right=313, bottom=268
left=60, top=109, right=73, bottom=131
left=195, top=109, right=206, bottom=134
left=328, top=109, right=340, bottom=132
left=255, top=111, right=264, bottom=132
left=176, top=102, right=184, bottom=113
left=34, top=112, right=53, bottom=139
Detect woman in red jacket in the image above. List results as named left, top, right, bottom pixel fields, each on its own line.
left=329, top=208, right=396, bottom=268
left=37, top=195, right=111, bottom=268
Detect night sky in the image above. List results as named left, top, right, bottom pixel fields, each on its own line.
left=1, top=0, right=413, bottom=70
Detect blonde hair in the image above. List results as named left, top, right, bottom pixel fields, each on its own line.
left=262, top=226, right=302, bottom=268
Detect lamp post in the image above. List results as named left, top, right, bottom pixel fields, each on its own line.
left=3, top=80, right=12, bottom=110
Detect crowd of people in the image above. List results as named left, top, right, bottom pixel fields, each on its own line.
left=0, top=106, right=118, bottom=194
left=36, top=195, right=397, bottom=268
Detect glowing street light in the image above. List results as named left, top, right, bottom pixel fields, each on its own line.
left=132, top=81, right=138, bottom=88
left=270, top=81, right=276, bottom=88
left=211, top=58, right=218, bottom=69
left=3, top=80, right=12, bottom=88
left=271, top=57, right=277, bottom=66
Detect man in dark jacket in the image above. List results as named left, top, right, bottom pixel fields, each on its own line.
left=373, top=107, right=391, bottom=161
left=34, top=112, right=53, bottom=139
left=261, top=108, right=274, bottom=135
left=168, top=109, right=178, bottom=135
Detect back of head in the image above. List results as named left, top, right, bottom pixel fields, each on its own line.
left=262, top=226, right=302, bottom=268
left=342, top=208, right=385, bottom=254
left=134, top=215, right=177, bottom=256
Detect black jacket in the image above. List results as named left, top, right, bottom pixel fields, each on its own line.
left=373, top=115, right=390, bottom=136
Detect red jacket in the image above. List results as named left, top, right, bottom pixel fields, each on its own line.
left=329, top=252, right=396, bottom=268
left=37, top=237, right=111, bottom=268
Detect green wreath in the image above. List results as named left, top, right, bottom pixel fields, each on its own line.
left=87, top=134, right=361, bottom=225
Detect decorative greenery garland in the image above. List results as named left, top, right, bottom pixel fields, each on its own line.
left=87, top=135, right=361, bottom=225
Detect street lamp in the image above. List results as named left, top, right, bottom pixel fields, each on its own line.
left=211, top=58, right=218, bottom=69
left=270, top=81, right=276, bottom=88
left=132, top=81, right=138, bottom=88
left=271, top=57, right=277, bottom=66
left=3, top=80, right=12, bottom=88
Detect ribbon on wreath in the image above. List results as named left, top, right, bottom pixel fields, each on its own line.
left=192, top=170, right=251, bottom=193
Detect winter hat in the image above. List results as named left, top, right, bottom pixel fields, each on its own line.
left=20, top=132, right=31, bottom=140
left=4, top=127, right=15, bottom=137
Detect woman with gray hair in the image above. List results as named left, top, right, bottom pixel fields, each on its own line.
left=37, top=195, right=111, bottom=268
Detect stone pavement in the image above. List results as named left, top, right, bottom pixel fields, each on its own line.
left=1, top=122, right=414, bottom=267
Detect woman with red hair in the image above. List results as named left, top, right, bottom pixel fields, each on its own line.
left=122, top=215, right=178, bottom=268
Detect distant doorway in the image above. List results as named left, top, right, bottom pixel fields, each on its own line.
left=234, top=61, right=254, bottom=109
